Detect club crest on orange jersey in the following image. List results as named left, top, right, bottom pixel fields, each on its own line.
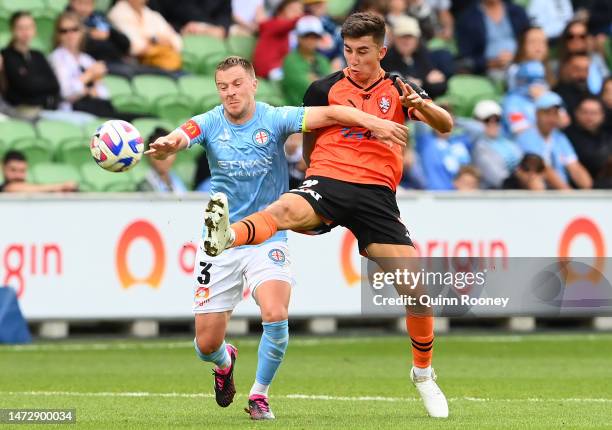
left=378, top=96, right=391, bottom=114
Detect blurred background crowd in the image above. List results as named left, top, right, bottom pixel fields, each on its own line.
left=0, top=0, right=610, bottom=194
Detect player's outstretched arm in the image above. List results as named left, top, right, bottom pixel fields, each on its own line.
left=144, top=130, right=189, bottom=160
left=304, top=105, right=409, bottom=148
left=397, top=80, right=453, bottom=134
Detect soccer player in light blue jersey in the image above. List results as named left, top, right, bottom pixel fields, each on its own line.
left=145, top=56, right=408, bottom=420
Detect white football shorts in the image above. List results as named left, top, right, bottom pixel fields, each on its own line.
left=192, top=240, right=292, bottom=313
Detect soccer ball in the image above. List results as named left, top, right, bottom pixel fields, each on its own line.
left=90, top=120, right=144, bottom=172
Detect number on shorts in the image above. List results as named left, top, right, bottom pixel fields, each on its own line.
left=197, top=262, right=212, bottom=285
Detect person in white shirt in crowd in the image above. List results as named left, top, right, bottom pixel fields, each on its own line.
left=231, top=0, right=267, bottom=35
left=526, top=0, right=573, bottom=42
left=108, top=0, right=182, bottom=72
left=138, top=128, right=187, bottom=193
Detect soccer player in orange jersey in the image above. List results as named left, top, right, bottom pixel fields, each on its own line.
left=202, top=12, right=453, bottom=418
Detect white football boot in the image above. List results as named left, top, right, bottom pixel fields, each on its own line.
left=203, top=192, right=233, bottom=256
left=410, top=367, right=449, bottom=418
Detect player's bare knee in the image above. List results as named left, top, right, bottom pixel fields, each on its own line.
left=260, top=306, right=288, bottom=323
left=196, top=334, right=224, bottom=355
left=265, top=199, right=295, bottom=229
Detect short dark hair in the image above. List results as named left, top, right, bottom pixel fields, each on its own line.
left=341, top=12, right=386, bottom=46
left=215, top=56, right=255, bottom=79
left=148, top=127, right=170, bottom=146
left=519, top=153, right=545, bottom=173
left=3, top=150, right=27, bottom=164
left=577, top=96, right=603, bottom=110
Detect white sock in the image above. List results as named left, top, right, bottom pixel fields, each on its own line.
left=249, top=381, right=270, bottom=397
left=413, top=365, right=432, bottom=378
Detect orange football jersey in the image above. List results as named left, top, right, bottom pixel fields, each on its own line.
left=303, top=68, right=430, bottom=191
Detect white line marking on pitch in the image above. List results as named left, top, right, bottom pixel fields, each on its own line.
left=1, top=334, right=610, bottom=352
left=1, top=391, right=611, bottom=403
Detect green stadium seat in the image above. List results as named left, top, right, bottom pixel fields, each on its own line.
left=447, top=74, right=499, bottom=117
left=154, top=94, right=195, bottom=124
left=30, top=162, right=80, bottom=185
left=9, top=138, right=53, bottom=165
left=132, top=118, right=175, bottom=143
left=182, top=35, right=226, bottom=57
left=200, top=51, right=230, bottom=75
left=36, top=119, right=84, bottom=155
left=226, top=35, right=257, bottom=60
left=80, top=163, right=135, bottom=192
left=177, top=75, right=218, bottom=100
left=182, top=35, right=228, bottom=74
left=256, top=79, right=286, bottom=106
left=132, top=75, right=179, bottom=111
left=46, top=0, right=70, bottom=13
left=111, top=94, right=150, bottom=114
left=172, top=159, right=197, bottom=189
left=0, top=119, right=37, bottom=142
left=327, top=0, right=355, bottom=18
left=32, top=9, right=56, bottom=52
left=0, top=0, right=46, bottom=13
left=129, top=159, right=149, bottom=185
left=94, top=0, right=112, bottom=12
left=104, top=75, right=133, bottom=97
left=56, top=138, right=92, bottom=168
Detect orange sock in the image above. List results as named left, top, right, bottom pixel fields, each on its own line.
left=230, top=211, right=278, bottom=247
left=406, top=315, right=434, bottom=368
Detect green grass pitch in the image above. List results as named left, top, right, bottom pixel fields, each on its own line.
left=1, top=333, right=612, bottom=429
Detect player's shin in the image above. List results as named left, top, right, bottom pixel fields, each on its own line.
left=406, top=314, right=434, bottom=376
left=194, top=338, right=231, bottom=370
left=230, top=211, right=278, bottom=248
left=250, top=320, right=289, bottom=397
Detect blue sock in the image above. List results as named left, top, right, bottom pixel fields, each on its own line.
left=251, top=320, right=289, bottom=396
left=193, top=338, right=231, bottom=369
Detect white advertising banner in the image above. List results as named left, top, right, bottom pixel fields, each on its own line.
left=0, top=192, right=610, bottom=319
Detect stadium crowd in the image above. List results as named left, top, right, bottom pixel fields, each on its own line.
left=0, top=0, right=611, bottom=193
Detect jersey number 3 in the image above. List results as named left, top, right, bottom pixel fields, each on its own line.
left=198, top=262, right=212, bottom=285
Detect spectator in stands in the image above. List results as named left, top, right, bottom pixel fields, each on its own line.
left=282, top=16, right=331, bottom=106
left=507, top=26, right=553, bottom=91
left=108, top=0, right=182, bottom=72
left=557, top=20, right=610, bottom=94
left=381, top=15, right=447, bottom=98
left=593, top=158, right=612, bottom=189
left=154, top=0, right=231, bottom=38
left=601, top=77, right=612, bottom=133
left=68, top=0, right=130, bottom=75
left=0, top=150, right=78, bottom=193
left=554, top=53, right=595, bottom=119
left=453, top=165, right=481, bottom=191
left=138, top=127, right=187, bottom=193
left=565, top=97, right=612, bottom=179
left=502, top=153, right=547, bottom=190
left=303, top=0, right=344, bottom=69
left=456, top=0, right=529, bottom=79
left=404, top=0, right=454, bottom=42
left=469, top=100, right=522, bottom=188
left=502, top=61, right=549, bottom=136
left=526, top=0, right=573, bottom=42
left=50, top=12, right=140, bottom=120
left=231, top=0, right=266, bottom=36
left=415, top=118, right=472, bottom=190
left=253, top=0, right=303, bottom=80
left=516, top=92, right=592, bottom=189
left=1, top=11, right=94, bottom=124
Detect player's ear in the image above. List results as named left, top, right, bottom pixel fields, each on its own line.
left=378, top=45, right=387, bottom=62
left=251, top=76, right=258, bottom=92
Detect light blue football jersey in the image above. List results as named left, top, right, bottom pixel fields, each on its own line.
left=177, top=102, right=305, bottom=243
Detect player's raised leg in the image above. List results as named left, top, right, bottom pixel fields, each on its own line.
left=194, top=312, right=238, bottom=407
left=366, top=243, right=448, bottom=418
left=204, top=192, right=322, bottom=257
left=245, top=280, right=291, bottom=420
